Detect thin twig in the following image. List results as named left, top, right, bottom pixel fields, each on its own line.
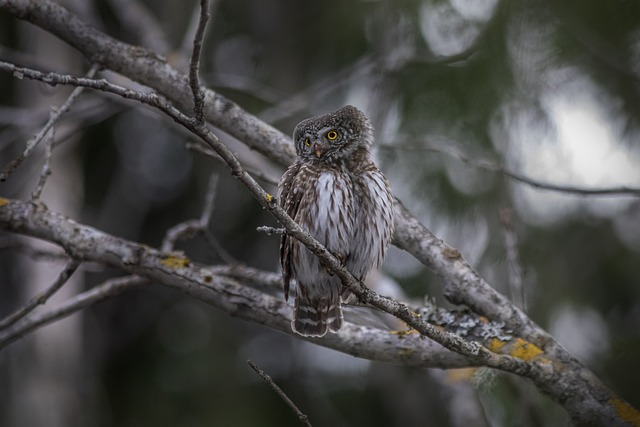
left=247, top=360, right=313, bottom=427
left=0, top=259, right=80, bottom=330
left=189, top=0, right=210, bottom=125
left=499, top=208, right=526, bottom=311
left=256, top=226, right=286, bottom=236
left=0, top=275, right=147, bottom=350
left=0, top=63, right=99, bottom=182
left=161, top=174, right=237, bottom=263
left=380, top=141, right=640, bottom=197
left=30, top=120, right=54, bottom=200
left=162, top=174, right=219, bottom=251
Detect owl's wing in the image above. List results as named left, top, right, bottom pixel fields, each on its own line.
left=277, top=162, right=304, bottom=301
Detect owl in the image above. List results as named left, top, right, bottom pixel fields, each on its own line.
left=278, top=105, right=395, bottom=337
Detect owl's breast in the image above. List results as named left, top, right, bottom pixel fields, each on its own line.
left=307, top=170, right=356, bottom=255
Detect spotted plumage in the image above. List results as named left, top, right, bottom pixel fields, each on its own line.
left=278, top=105, right=395, bottom=337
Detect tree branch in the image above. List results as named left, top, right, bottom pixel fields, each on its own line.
left=381, top=141, right=640, bottom=197
left=0, top=274, right=147, bottom=350
left=0, top=198, right=470, bottom=369
left=0, top=258, right=80, bottom=330
left=248, top=359, right=313, bottom=427
left=0, top=63, right=99, bottom=182
left=188, top=0, right=209, bottom=125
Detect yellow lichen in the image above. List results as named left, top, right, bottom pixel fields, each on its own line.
left=160, top=255, right=190, bottom=269
left=0, top=198, right=9, bottom=207
left=609, top=398, right=640, bottom=426
left=488, top=337, right=507, bottom=352
left=265, top=193, right=274, bottom=203
left=488, top=337, right=544, bottom=361
left=509, top=338, right=544, bottom=361
left=390, top=329, right=419, bottom=336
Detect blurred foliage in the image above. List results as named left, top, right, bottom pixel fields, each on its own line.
left=1, top=0, right=640, bottom=426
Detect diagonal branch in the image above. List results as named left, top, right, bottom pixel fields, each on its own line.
left=248, top=360, right=313, bottom=427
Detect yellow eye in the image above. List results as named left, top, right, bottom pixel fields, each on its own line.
left=326, top=130, right=338, bottom=140
left=304, top=138, right=310, bottom=147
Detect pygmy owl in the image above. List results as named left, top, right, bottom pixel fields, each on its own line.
left=278, top=105, right=395, bottom=337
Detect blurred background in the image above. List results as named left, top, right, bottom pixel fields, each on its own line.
left=1, top=0, right=639, bottom=425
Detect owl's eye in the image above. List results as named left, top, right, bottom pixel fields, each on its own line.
left=304, top=138, right=311, bottom=147
left=326, top=130, right=338, bottom=140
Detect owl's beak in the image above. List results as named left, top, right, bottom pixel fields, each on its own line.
left=313, top=142, right=324, bottom=158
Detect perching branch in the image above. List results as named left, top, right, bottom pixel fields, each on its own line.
left=0, top=198, right=471, bottom=368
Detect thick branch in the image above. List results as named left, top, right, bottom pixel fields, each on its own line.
left=0, top=198, right=469, bottom=369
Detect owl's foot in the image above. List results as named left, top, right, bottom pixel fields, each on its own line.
left=323, top=252, right=348, bottom=276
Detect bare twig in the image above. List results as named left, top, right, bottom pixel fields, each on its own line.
left=499, top=208, right=526, bottom=311
left=179, top=0, right=221, bottom=57
left=256, top=226, right=286, bottom=236
left=0, top=63, right=99, bottom=182
left=247, top=360, right=313, bottom=427
left=0, top=275, right=146, bottom=350
left=163, top=174, right=217, bottom=248
left=161, top=174, right=237, bottom=264
left=380, top=141, right=640, bottom=197
left=30, top=121, right=54, bottom=200
left=0, top=259, right=80, bottom=330
left=188, top=0, right=210, bottom=125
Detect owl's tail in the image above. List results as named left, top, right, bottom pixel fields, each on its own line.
left=292, top=296, right=342, bottom=337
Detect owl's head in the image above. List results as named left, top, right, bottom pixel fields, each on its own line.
left=293, top=105, right=373, bottom=163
